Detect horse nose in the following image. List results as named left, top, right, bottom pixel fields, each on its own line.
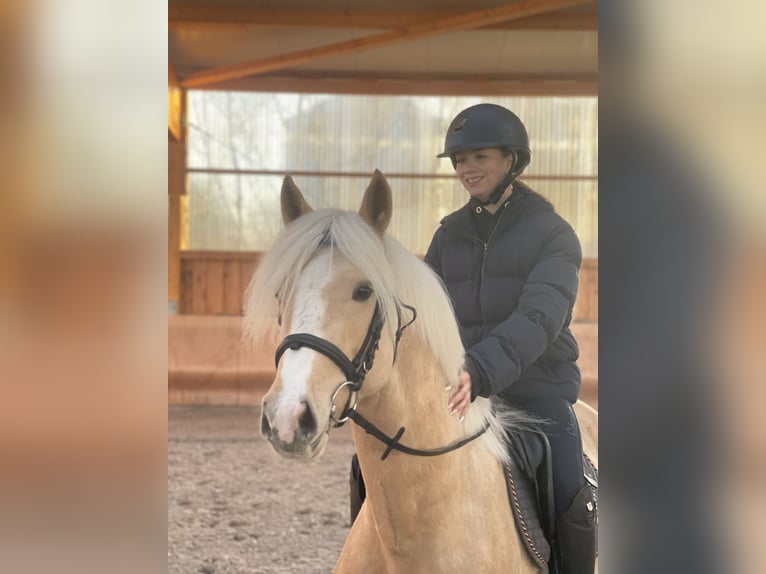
left=261, top=398, right=317, bottom=444
left=297, top=400, right=318, bottom=440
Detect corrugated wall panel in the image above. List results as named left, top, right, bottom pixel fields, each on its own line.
left=186, top=93, right=598, bottom=256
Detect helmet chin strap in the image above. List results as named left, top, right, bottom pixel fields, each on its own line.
left=478, top=152, right=518, bottom=206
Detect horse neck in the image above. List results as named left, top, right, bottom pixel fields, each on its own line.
left=354, top=332, right=463, bottom=460
left=351, top=331, right=501, bottom=541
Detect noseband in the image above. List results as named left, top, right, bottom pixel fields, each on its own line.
left=276, top=301, right=385, bottom=392
left=274, top=299, right=489, bottom=460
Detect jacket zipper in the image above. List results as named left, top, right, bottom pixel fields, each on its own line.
left=480, top=202, right=510, bottom=283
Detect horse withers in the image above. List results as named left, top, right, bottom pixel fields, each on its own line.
left=244, top=171, right=598, bottom=573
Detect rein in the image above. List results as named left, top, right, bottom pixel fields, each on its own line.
left=274, top=298, right=489, bottom=460
left=348, top=409, right=491, bottom=461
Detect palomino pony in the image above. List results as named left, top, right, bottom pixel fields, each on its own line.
left=245, top=172, right=598, bottom=573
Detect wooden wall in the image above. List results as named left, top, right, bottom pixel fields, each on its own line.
left=179, top=251, right=260, bottom=315
left=180, top=251, right=599, bottom=321
left=573, top=257, right=598, bottom=322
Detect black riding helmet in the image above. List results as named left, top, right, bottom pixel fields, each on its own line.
left=437, top=103, right=531, bottom=205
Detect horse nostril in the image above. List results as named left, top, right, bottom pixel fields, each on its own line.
left=261, top=410, right=272, bottom=437
left=298, top=401, right=317, bottom=439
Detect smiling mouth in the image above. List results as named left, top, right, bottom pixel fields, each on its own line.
left=465, top=176, right=484, bottom=185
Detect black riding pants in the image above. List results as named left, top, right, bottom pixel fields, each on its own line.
left=512, top=396, right=585, bottom=514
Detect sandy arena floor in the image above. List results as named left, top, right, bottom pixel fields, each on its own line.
left=168, top=406, right=356, bottom=574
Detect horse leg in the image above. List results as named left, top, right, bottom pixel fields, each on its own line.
left=349, top=453, right=365, bottom=525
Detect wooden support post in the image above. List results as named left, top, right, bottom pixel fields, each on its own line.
left=168, top=90, right=186, bottom=313
left=168, top=59, right=183, bottom=141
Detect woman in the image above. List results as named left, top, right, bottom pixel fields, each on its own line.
left=426, top=103, right=595, bottom=573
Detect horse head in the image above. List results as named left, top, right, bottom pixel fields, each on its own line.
left=254, top=171, right=399, bottom=460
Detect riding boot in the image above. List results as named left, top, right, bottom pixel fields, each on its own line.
left=554, top=483, right=597, bottom=574
left=349, top=453, right=366, bottom=525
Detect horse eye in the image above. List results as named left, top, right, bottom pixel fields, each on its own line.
left=277, top=312, right=282, bottom=326
left=352, top=283, right=373, bottom=302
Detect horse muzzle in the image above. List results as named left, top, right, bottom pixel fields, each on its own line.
left=261, top=398, right=328, bottom=460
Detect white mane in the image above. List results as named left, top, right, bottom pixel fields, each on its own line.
left=243, top=208, right=527, bottom=465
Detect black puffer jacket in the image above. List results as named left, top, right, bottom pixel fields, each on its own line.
left=425, top=182, right=582, bottom=403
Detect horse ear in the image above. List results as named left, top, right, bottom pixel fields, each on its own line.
left=281, top=175, right=313, bottom=225
left=359, top=170, right=392, bottom=237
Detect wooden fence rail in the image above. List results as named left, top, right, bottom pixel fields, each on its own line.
left=179, top=251, right=598, bottom=322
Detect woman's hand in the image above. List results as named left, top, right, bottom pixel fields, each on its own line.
left=448, top=368, right=472, bottom=419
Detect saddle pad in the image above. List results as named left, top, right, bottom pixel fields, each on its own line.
left=504, top=459, right=551, bottom=571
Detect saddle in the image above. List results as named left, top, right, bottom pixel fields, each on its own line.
left=504, top=428, right=599, bottom=573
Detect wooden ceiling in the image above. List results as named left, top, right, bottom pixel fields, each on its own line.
left=168, top=0, right=598, bottom=98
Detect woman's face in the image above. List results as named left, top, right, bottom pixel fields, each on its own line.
left=454, top=148, right=513, bottom=202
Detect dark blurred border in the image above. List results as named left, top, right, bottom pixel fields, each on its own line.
left=600, top=1, right=765, bottom=572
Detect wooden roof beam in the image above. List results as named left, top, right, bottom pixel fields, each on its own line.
left=193, top=71, right=598, bottom=97
left=169, top=6, right=598, bottom=31
left=180, top=0, right=594, bottom=89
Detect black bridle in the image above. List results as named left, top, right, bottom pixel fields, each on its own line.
left=275, top=300, right=386, bottom=395
left=274, top=299, right=490, bottom=461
